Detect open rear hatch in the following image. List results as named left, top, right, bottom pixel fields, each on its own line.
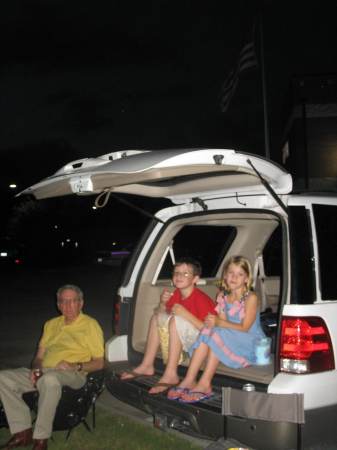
left=18, top=148, right=292, bottom=203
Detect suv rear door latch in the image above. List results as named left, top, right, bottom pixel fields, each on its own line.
left=192, top=197, right=208, bottom=211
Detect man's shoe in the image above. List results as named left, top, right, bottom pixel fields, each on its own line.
left=32, top=439, right=48, bottom=450
left=1, top=428, right=33, bottom=449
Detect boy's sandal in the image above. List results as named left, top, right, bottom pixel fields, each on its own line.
left=167, top=386, right=189, bottom=400
left=119, top=370, right=153, bottom=381
left=148, top=382, right=178, bottom=395
left=179, top=390, right=214, bottom=404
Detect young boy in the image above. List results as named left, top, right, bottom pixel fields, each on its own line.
left=120, top=257, right=215, bottom=394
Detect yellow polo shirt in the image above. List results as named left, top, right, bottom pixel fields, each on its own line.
left=39, top=313, right=104, bottom=368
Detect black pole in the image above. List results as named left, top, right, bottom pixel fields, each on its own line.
left=301, top=99, right=309, bottom=190
left=258, top=13, right=271, bottom=160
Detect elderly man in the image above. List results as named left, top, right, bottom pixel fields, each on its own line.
left=0, top=284, right=104, bottom=450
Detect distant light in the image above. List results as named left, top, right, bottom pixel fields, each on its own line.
left=9, top=184, right=17, bottom=189
left=66, top=238, right=71, bottom=242
left=92, top=206, right=97, bottom=210
left=54, top=225, right=58, bottom=229
left=111, top=251, right=130, bottom=256
left=112, top=242, right=116, bottom=246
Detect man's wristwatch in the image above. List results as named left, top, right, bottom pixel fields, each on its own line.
left=76, top=362, right=83, bottom=372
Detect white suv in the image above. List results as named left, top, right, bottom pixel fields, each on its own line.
left=22, top=149, right=337, bottom=450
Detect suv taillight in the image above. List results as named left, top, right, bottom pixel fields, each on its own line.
left=279, top=316, right=335, bottom=374
left=113, top=295, right=121, bottom=335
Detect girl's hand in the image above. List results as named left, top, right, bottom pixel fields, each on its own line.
left=204, top=313, right=217, bottom=328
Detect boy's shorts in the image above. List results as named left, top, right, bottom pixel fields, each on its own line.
left=156, top=312, right=199, bottom=364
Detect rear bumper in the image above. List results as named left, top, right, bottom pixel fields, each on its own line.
left=105, top=365, right=337, bottom=450
left=225, top=404, right=337, bottom=450
left=105, top=365, right=224, bottom=439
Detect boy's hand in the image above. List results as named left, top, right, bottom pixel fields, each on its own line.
left=171, top=303, right=187, bottom=317
left=160, top=288, right=173, bottom=305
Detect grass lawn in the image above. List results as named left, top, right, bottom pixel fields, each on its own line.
left=0, top=407, right=202, bottom=450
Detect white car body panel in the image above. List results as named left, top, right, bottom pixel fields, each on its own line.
left=270, top=304, right=337, bottom=409
left=269, top=371, right=337, bottom=409
left=105, top=335, right=128, bottom=362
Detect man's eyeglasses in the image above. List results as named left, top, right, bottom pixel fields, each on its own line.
left=172, top=271, right=194, bottom=278
left=58, top=298, right=80, bottom=305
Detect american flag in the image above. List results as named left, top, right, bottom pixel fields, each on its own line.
left=220, top=39, right=258, bottom=112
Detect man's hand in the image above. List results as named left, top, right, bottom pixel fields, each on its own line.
left=55, top=360, right=76, bottom=371
left=29, top=368, right=43, bottom=386
left=29, top=369, right=37, bottom=384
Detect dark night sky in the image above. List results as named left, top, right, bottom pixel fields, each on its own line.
left=1, top=2, right=336, bottom=159
left=1, top=1, right=261, bottom=159
left=1, top=0, right=337, bottom=250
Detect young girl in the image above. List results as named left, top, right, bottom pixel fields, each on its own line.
left=168, top=255, right=265, bottom=403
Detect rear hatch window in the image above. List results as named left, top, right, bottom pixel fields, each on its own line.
left=158, top=225, right=236, bottom=279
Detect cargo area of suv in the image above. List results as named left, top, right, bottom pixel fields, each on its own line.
left=20, top=149, right=337, bottom=450
left=105, top=209, right=285, bottom=445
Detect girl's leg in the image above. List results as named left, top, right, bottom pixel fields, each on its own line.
left=177, top=341, right=210, bottom=390
left=190, top=350, right=219, bottom=394
left=149, top=316, right=182, bottom=393
left=120, top=314, right=159, bottom=379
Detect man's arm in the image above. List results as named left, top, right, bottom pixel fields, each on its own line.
left=78, top=357, right=104, bottom=372
left=31, top=345, right=46, bottom=370
left=29, top=345, right=46, bottom=384
left=55, top=357, right=104, bottom=373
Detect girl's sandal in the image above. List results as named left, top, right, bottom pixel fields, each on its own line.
left=179, top=390, right=214, bottom=404
left=167, top=386, right=189, bottom=400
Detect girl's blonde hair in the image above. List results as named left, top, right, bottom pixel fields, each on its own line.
left=220, top=255, right=253, bottom=292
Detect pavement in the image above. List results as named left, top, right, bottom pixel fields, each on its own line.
left=97, top=389, right=215, bottom=449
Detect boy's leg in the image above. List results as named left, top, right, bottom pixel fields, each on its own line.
left=149, top=316, right=181, bottom=394
left=141, top=313, right=162, bottom=368
left=120, top=313, right=159, bottom=379
left=164, top=316, right=183, bottom=376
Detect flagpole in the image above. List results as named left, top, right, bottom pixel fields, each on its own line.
left=258, top=13, right=271, bottom=159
